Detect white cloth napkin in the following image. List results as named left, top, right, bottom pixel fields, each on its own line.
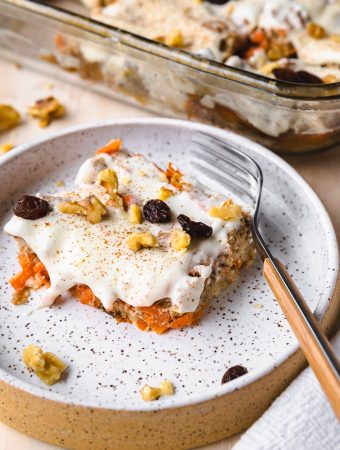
left=233, top=331, right=340, bottom=450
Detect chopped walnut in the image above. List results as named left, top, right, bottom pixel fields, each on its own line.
left=165, top=30, right=184, bottom=48
left=128, top=204, right=143, bottom=224
left=307, top=22, right=326, bottom=39
left=98, top=168, right=118, bottom=196
left=109, top=193, right=124, bottom=208
left=58, top=195, right=107, bottom=224
left=323, top=74, right=338, bottom=84
left=209, top=199, right=242, bottom=221
left=260, top=61, right=282, bottom=76
left=0, top=104, right=21, bottom=132
left=158, top=186, right=174, bottom=201
left=140, top=380, right=174, bottom=402
left=128, top=232, right=158, bottom=251
left=0, top=143, right=14, bottom=154
left=330, top=34, right=340, bottom=44
left=170, top=229, right=191, bottom=251
left=22, top=344, right=66, bottom=385
left=27, top=96, right=65, bottom=128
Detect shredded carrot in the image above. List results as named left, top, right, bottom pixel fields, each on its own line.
left=165, top=162, right=191, bottom=191
left=95, top=139, right=122, bottom=155
left=136, top=318, right=149, bottom=331
left=10, top=272, right=31, bottom=291
left=72, top=283, right=206, bottom=333
left=170, top=314, right=194, bottom=329
left=70, top=285, right=101, bottom=308
left=10, top=251, right=50, bottom=291
left=244, top=28, right=269, bottom=60
left=122, top=194, right=135, bottom=210
left=250, top=28, right=268, bottom=47
left=53, top=34, right=70, bottom=55
left=54, top=34, right=65, bottom=49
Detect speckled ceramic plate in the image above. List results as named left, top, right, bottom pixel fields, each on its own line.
left=0, top=119, right=338, bottom=449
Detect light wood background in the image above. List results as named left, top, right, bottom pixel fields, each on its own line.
left=1, top=59, right=339, bottom=450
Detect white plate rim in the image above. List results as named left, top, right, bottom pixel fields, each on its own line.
left=0, top=117, right=338, bottom=411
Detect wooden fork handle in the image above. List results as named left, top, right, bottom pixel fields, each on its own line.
left=263, top=257, right=340, bottom=421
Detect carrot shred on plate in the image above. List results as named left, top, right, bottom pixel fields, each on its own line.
left=10, top=251, right=49, bottom=291
left=165, top=162, right=191, bottom=191
left=95, top=139, right=122, bottom=155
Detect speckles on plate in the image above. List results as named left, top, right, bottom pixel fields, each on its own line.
left=0, top=120, right=337, bottom=412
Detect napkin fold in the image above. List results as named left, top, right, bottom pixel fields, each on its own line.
left=233, top=331, right=340, bottom=450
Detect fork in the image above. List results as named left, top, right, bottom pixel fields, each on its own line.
left=191, top=132, right=340, bottom=420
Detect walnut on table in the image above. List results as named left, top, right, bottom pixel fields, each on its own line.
left=0, top=104, right=20, bottom=133
left=27, top=96, right=65, bottom=128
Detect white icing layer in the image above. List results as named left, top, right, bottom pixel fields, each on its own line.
left=5, top=151, right=242, bottom=313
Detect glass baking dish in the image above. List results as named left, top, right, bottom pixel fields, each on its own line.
left=1, top=0, right=339, bottom=154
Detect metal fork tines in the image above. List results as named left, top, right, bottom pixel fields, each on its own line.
left=191, top=132, right=268, bottom=261
left=191, top=131, right=340, bottom=419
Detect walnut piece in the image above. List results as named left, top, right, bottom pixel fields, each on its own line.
left=165, top=30, right=184, bottom=48
left=140, top=380, right=174, bottom=402
left=0, top=104, right=20, bottom=132
left=209, top=199, right=242, bottom=221
left=22, top=344, right=66, bottom=385
left=58, top=195, right=107, bottom=224
left=170, top=229, right=191, bottom=251
left=307, top=22, right=326, bottom=39
left=98, top=168, right=118, bottom=194
left=97, top=168, right=124, bottom=207
left=27, top=96, right=65, bottom=128
left=0, top=143, right=14, bottom=154
left=128, top=204, right=143, bottom=224
left=128, top=232, right=158, bottom=251
left=158, top=186, right=174, bottom=201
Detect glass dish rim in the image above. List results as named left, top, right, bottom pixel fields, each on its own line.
left=3, top=0, right=340, bottom=100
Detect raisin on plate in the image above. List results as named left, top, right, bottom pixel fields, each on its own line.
left=177, top=214, right=212, bottom=238
left=143, top=199, right=171, bottom=223
left=221, top=365, right=248, bottom=384
left=13, top=195, right=50, bottom=220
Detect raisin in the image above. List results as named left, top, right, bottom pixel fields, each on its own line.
left=13, top=195, right=50, bottom=220
left=219, top=38, right=227, bottom=52
left=143, top=199, right=171, bottom=223
left=272, top=68, right=297, bottom=82
left=177, top=214, right=212, bottom=238
left=221, top=365, right=248, bottom=384
left=272, top=68, right=322, bottom=84
left=205, top=0, right=230, bottom=4
left=295, top=70, right=323, bottom=84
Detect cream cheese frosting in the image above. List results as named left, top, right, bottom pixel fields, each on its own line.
left=5, top=150, right=243, bottom=314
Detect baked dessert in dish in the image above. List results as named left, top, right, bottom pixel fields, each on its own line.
left=45, top=0, right=340, bottom=153
left=83, top=0, right=340, bottom=83
left=4, top=140, right=255, bottom=333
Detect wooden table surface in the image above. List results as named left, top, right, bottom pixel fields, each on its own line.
left=0, top=59, right=339, bottom=450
